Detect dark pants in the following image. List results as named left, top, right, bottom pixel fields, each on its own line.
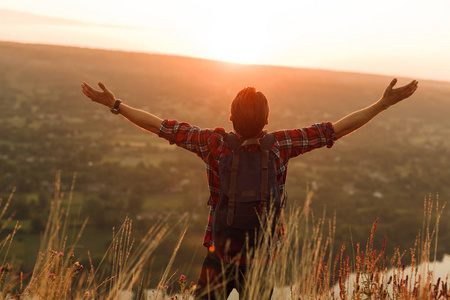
left=194, top=251, right=273, bottom=300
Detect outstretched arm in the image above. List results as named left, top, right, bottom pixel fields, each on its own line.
left=81, top=82, right=163, bottom=134
left=333, top=78, right=418, bottom=139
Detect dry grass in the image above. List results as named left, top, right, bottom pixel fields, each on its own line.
left=195, top=192, right=448, bottom=300
left=0, top=176, right=447, bottom=299
left=0, top=173, right=183, bottom=299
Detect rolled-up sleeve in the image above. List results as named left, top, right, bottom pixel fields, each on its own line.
left=158, top=119, right=218, bottom=160
left=275, top=122, right=336, bottom=160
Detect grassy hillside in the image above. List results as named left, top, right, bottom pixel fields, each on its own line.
left=0, top=41, right=449, bottom=280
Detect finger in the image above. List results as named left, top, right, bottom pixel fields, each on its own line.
left=405, top=80, right=418, bottom=92
left=395, top=80, right=417, bottom=94
left=403, top=82, right=418, bottom=97
left=81, top=85, right=93, bottom=97
left=388, top=78, right=397, bottom=89
left=410, top=82, right=419, bottom=94
left=82, top=82, right=96, bottom=93
left=81, top=84, right=89, bottom=95
left=81, top=88, right=91, bottom=98
left=98, top=82, right=108, bottom=92
left=406, top=80, right=417, bottom=88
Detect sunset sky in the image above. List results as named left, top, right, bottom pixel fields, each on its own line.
left=1, top=0, right=449, bottom=82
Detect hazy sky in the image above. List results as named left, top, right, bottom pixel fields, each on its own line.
left=1, top=0, right=450, bottom=82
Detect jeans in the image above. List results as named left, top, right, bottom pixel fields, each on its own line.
left=194, top=251, right=273, bottom=300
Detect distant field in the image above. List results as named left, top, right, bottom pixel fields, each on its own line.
left=0, top=41, right=449, bottom=277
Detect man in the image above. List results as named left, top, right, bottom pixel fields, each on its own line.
left=81, top=78, right=418, bottom=299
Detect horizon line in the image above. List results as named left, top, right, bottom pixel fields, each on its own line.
left=2, top=39, right=448, bottom=85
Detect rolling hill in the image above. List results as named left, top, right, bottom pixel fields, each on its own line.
left=0, top=41, right=449, bottom=277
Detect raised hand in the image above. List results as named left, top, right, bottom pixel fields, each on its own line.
left=81, top=82, right=116, bottom=108
left=380, top=78, right=419, bottom=108
left=333, top=78, right=419, bottom=139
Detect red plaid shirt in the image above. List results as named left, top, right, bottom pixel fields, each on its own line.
left=158, top=120, right=336, bottom=249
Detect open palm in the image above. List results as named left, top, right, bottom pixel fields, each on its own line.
left=381, top=78, right=418, bottom=107
left=81, top=82, right=116, bottom=108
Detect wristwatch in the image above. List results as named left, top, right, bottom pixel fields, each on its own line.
left=110, top=99, right=122, bottom=114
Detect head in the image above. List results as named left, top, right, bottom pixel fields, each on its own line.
left=230, top=87, right=269, bottom=139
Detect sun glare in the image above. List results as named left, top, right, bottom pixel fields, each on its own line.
left=204, top=23, right=271, bottom=64
left=200, top=3, right=274, bottom=65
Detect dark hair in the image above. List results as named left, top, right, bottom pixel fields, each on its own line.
left=230, top=87, right=269, bottom=139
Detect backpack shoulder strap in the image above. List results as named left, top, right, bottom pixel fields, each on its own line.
left=227, top=150, right=240, bottom=226
left=225, top=132, right=242, bottom=151
left=259, top=132, right=275, bottom=151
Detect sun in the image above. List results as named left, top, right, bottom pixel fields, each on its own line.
left=200, top=4, right=274, bottom=65
left=204, top=24, right=271, bottom=65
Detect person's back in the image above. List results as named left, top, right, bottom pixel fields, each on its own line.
left=212, top=132, right=281, bottom=261
left=81, top=78, right=418, bottom=299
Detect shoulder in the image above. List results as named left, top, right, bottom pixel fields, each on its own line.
left=212, top=127, right=227, bottom=135
left=208, top=127, right=230, bottom=149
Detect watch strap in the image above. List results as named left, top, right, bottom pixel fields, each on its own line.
left=110, top=99, right=122, bottom=114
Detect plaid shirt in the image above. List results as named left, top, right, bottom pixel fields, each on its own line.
left=158, top=120, right=336, bottom=249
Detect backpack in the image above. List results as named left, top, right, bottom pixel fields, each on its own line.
left=212, top=132, right=281, bottom=259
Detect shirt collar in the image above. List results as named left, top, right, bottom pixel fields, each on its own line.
left=231, top=130, right=268, bottom=140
